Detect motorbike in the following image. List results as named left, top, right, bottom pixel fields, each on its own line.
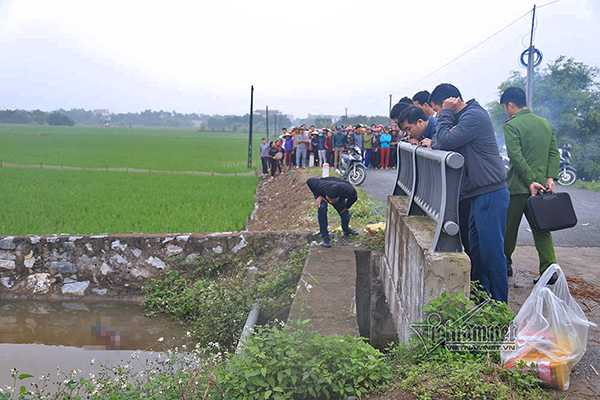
left=336, top=145, right=367, bottom=185
left=500, top=145, right=510, bottom=172
left=558, top=144, right=577, bottom=186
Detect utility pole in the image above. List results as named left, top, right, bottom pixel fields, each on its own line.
left=526, top=5, right=537, bottom=110
left=389, top=94, right=393, bottom=125
left=247, top=86, right=254, bottom=169
left=266, top=105, right=269, bottom=140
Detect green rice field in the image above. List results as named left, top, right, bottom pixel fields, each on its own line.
left=0, top=124, right=260, bottom=173
left=0, top=124, right=262, bottom=235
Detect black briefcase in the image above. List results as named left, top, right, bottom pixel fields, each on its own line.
left=525, top=190, right=578, bottom=232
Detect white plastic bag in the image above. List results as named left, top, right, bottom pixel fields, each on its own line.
left=501, top=264, right=597, bottom=390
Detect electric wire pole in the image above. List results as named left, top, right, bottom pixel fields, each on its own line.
left=526, top=5, right=537, bottom=110
left=247, top=86, right=254, bottom=169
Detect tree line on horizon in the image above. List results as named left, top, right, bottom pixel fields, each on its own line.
left=1, top=56, right=598, bottom=179
left=0, top=108, right=391, bottom=133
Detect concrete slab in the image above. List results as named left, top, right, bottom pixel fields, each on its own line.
left=288, top=245, right=359, bottom=337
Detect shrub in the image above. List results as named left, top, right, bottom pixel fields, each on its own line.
left=218, top=321, right=392, bottom=399
left=47, top=112, right=75, bottom=126
left=142, top=250, right=307, bottom=350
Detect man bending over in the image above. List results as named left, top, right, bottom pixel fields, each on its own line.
left=306, top=177, right=359, bottom=248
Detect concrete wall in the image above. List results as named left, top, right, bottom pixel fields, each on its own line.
left=0, top=231, right=314, bottom=300
left=380, top=196, right=470, bottom=343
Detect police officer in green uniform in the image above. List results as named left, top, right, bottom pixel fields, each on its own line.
left=501, top=87, right=560, bottom=283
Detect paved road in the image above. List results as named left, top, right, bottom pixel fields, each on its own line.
left=360, top=168, right=600, bottom=247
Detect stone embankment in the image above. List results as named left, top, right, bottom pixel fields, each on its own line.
left=0, top=231, right=314, bottom=299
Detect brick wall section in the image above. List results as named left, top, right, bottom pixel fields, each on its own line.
left=0, top=231, right=314, bottom=299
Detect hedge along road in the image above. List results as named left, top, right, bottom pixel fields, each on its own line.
left=360, top=168, right=600, bottom=247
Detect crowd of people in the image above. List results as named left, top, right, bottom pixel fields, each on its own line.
left=259, top=83, right=560, bottom=306
left=259, top=124, right=406, bottom=178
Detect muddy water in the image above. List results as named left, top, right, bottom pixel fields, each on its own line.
left=0, top=300, right=187, bottom=388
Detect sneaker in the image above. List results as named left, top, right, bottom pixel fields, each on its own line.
left=321, top=240, right=332, bottom=248
left=507, top=265, right=513, bottom=277
left=343, top=229, right=359, bottom=236
left=533, top=271, right=559, bottom=285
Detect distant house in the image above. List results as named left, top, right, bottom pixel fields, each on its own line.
left=93, top=109, right=111, bottom=125
left=254, top=109, right=281, bottom=117
left=308, top=114, right=339, bottom=123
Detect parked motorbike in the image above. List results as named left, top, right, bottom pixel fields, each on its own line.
left=558, top=144, right=577, bottom=186
left=500, top=145, right=510, bottom=172
left=336, top=145, right=366, bottom=185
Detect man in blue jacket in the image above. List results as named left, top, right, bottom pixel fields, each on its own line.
left=430, top=83, right=509, bottom=303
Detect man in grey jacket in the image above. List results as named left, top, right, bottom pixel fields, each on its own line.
left=430, top=83, right=509, bottom=303
left=349, top=125, right=365, bottom=153
left=259, top=138, right=270, bottom=176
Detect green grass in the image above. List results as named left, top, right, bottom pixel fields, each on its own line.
left=0, top=168, right=258, bottom=235
left=572, top=180, right=600, bottom=192
left=0, top=124, right=261, bottom=173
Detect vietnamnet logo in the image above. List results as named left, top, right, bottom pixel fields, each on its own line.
left=410, top=298, right=518, bottom=354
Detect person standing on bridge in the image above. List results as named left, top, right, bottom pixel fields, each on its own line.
left=500, top=87, right=560, bottom=284
left=306, top=177, right=359, bottom=248
left=430, top=83, right=509, bottom=303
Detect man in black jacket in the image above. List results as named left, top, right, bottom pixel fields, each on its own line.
left=430, top=83, right=509, bottom=304
left=306, top=177, right=359, bottom=248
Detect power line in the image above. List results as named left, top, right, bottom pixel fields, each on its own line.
left=411, top=12, right=531, bottom=87
left=410, top=0, right=563, bottom=88
left=352, top=0, right=565, bottom=115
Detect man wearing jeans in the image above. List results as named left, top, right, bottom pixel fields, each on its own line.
left=295, top=128, right=309, bottom=168
left=306, top=177, right=359, bottom=248
left=430, top=83, right=509, bottom=303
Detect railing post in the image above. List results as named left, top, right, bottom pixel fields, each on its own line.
left=392, top=143, right=464, bottom=253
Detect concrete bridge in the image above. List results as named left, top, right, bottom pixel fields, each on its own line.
left=289, top=168, right=600, bottom=397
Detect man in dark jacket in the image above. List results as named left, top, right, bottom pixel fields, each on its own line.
left=430, top=83, right=509, bottom=303
left=349, top=125, right=365, bottom=153
left=333, top=127, right=347, bottom=168
left=306, top=177, right=359, bottom=247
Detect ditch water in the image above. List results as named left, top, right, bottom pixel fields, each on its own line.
left=0, top=300, right=187, bottom=388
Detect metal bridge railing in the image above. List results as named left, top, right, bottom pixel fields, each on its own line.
left=393, top=142, right=464, bottom=253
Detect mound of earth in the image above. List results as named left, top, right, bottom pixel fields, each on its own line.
left=247, top=169, right=317, bottom=231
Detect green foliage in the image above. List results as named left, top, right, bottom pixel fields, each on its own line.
left=0, top=168, right=258, bottom=235
left=1, top=344, right=226, bottom=399
left=218, top=320, right=392, bottom=399
left=573, top=179, right=600, bottom=191
left=487, top=56, right=600, bottom=180
left=143, top=250, right=307, bottom=350
left=392, top=358, right=549, bottom=400
left=47, top=113, right=75, bottom=126
left=383, top=289, right=549, bottom=399
left=407, top=287, right=514, bottom=364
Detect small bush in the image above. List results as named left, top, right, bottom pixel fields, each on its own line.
left=142, top=251, right=307, bottom=350
left=218, top=320, right=392, bottom=399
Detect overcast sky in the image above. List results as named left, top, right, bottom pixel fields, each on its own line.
left=0, top=0, right=599, bottom=118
